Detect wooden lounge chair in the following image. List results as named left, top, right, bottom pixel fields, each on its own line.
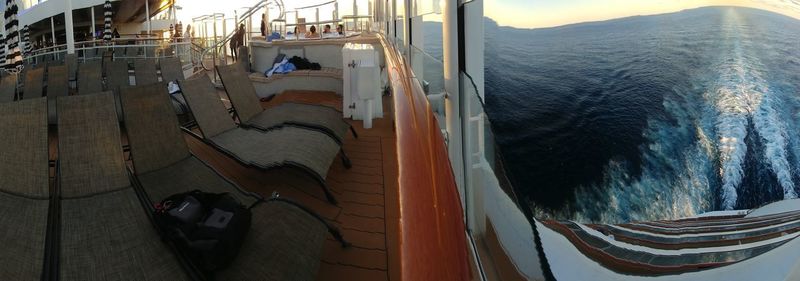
left=56, top=92, right=188, bottom=280
left=0, top=98, right=51, bottom=279
left=0, top=74, right=17, bottom=102
left=179, top=75, right=343, bottom=204
left=23, top=66, right=44, bottom=100
left=77, top=60, right=103, bottom=95
left=122, top=82, right=345, bottom=280
left=160, top=57, right=184, bottom=82
left=216, top=64, right=354, bottom=144
left=134, top=59, right=158, bottom=86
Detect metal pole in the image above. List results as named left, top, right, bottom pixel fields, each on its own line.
left=65, top=0, right=75, bottom=54
left=213, top=16, right=218, bottom=81
left=50, top=17, right=56, bottom=47
left=247, top=14, right=252, bottom=45
left=145, top=0, right=151, bottom=36
left=90, top=6, right=96, bottom=41
left=222, top=18, right=227, bottom=64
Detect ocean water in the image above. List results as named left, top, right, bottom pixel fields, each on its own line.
left=485, top=7, right=800, bottom=223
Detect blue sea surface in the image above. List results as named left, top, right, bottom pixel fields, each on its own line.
left=485, top=7, right=800, bottom=223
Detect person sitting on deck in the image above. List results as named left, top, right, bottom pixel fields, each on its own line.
left=323, top=24, right=332, bottom=34
left=336, top=24, right=344, bottom=35
left=305, top=25, right=320, bottom=38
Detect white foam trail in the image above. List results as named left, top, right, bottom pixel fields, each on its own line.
left=713, top=11, right=797, bottom=207
left=753, top=84, right=798, bottom=200
left=710, top=46, right=756, bottom=210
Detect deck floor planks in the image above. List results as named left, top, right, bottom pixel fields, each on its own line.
left=187, top=90, right=397, bottom=281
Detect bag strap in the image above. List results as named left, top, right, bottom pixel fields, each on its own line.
left=250, top=192, right=350, bottom=248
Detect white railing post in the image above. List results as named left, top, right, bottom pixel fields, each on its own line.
left=464, top=0, right=486, bottom=237
left=224, top=18, right=230, bottom=64
left=65, top=0, right=75, bottom=54
left=50, top=17, right=56, bottom=48
left=145, top=0, right=151, bottom=36
left=443, top=0, right=465, bottom=206
left=90, top=6, right=96, bottom=42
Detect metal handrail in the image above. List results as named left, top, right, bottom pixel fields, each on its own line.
left=23, top=41, right=195, bottom=63
left=199, top=0, right=285, bottom=71
left=295, top=0, right=336, bottom=10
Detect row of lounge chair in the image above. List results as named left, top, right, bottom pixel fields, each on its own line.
left=17, top=57, right=184, bottom=100
left=1, top=82, right=345, bottom=280
left=5, top=57, right=185, bottom=125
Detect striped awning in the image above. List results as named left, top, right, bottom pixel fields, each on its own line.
left=21, top=24, right=29, bottom=55
left=0, top=33, right=6, bottom=68
left=4, top=0, right=20, bottom=69
left=103, top=0, right=112, bottom=41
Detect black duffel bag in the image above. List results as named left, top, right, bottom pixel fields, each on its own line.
left=153, top=190, right=252, bottom=275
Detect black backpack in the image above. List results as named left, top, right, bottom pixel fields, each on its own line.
left=153, top=190, right=252, bottom=276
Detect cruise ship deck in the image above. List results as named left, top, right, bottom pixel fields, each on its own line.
left=185, top=89, right=401, bottom=281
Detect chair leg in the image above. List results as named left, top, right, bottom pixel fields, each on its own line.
left=266, top=194, right=350, bottom=248
left=349, top=125, right=359, bottom=139
left=320, top=181, right=338, bottom=205
left=340, top=148, right=352, bottom=169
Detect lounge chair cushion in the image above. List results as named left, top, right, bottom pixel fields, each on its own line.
left=0, top=74, right=17, bottom=102
left=160, top=57, right=184, bottom=82
left=57, top=92, right=129, bottom=197
left=216, top=64, right=264, bottom=122
left=123, top=84, right=328, bottom=280
left=216, top=202, right=326, bottom=281
left=135, top=59, right=159, bottom=86
left=0, top=194, right=48, bottom=279
left=246, top=102, right=350, bottom=142
left=23, top=67, right=44, bottom=99
left=57, top=92, right=188, bottom=280
left=0, top=98, right=49, bottom=197
left=78, top=61, right=103, bottom=94
left=121, top=83, right=190, bottom=174
left=0, top=98, right=49, bottom=280
left=59, top=188, right=188, bottom=280
left=178, top=76, right=238, bottom=138
left=138, top=157, right=257, bottom=206
left=209, top=127, right=339, bottom=179
left=218, top=64, right=349, bottom=142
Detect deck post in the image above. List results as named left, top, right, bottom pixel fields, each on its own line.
left=50, top=17, right=56, bottom=47
left=65, top=0, right=75, bottom=54
left=463, top=0, right=486, bottom=237
left=443, top=0, right=465, bottom=205
left=90, top=6, right=96, bottom=42
left=145, top=0, right=151, bottom=36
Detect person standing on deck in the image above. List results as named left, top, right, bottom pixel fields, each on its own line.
left=231, top=24, right=245, bottom=61
left=185, top=24, right=192, bottom=41
left=260, top=15, right=266, bottom=37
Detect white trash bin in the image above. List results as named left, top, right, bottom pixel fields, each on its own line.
left=342, top=43, right=382, bottom=128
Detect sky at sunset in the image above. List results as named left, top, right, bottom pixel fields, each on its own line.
left=486, top=0, right=800, bottom=28
left=175, top=0, right=800, bottom=29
